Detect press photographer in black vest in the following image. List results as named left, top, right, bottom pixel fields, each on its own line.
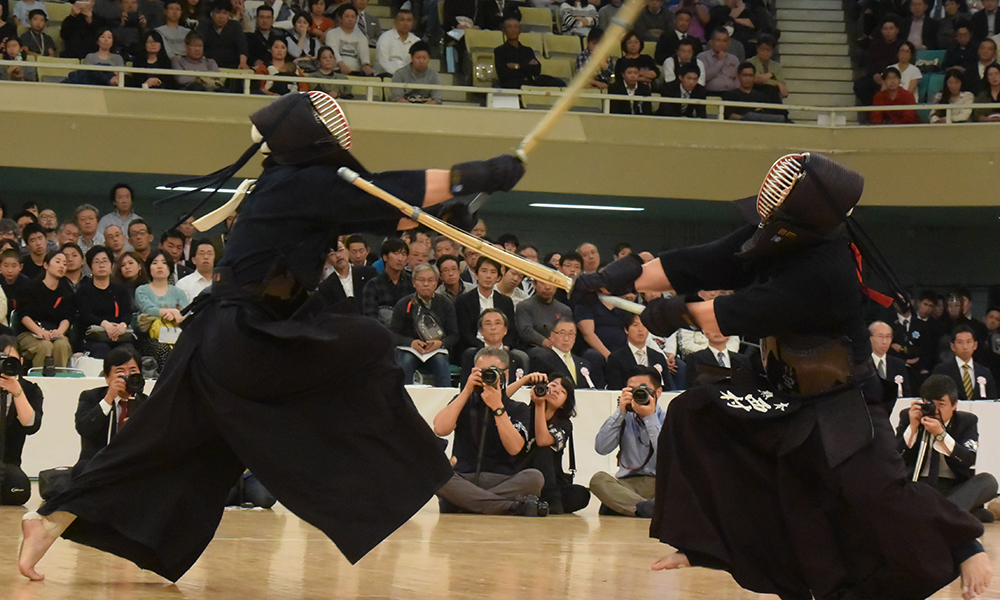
left=73, top=346, right=145, bottom=478
left=896, top=374, right=999, bottom=522
left=433, top=347, right=548, bottom=516
left=0, top=336, right=43, bottom=505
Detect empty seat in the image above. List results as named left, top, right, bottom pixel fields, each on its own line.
left=519, top=32, right=545, bottom=60
left=46, top=2, right=74, bottom=22
left=519, top=6, right=554, bottom=33
left=538, top=56, right=573, bottom=84
left=542, top=33, right=582, bottom=59
left=464, top=29, right=504, bottom=53
left=33, top=56, right=79, bottom=83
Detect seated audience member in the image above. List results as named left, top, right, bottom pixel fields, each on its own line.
left=197, top=0, right=250, bottom=70
left=324, top=5, right=373, bottom=75
left=0, top=37, right=36, bottom=82
left=662, top=37, right=705, bottom=86
left=60, top=243, right=87, bottom=292
left=433, top=348, right=548, bottom=516
left=391, top=41, right=442, bottom=103
left=854, top=15, right=904, bottom=107
left=55, top=221, right=80, bottom=249
left=578, top=27, right=613, bottom=90
left=474, top=0, right=520, bottom=31
left=901, top=0, right=938, bottom=51
left=98, top=183, right=140, bottom=241
left=515, top=279, right=571, bottom=348
left=932, top=326, right=998, bottom=399
left=972, top=0, right=1000, bottom=40
left=308, top=0, right=334, bottom=37
left=459, top=308, right=527, bottom=386
left=684, top=329, right=752, bottom=386
left=596, top=0, right=620, bottom=31
left=286, top=11, right=321, bottom=62
left=175, top=239, right=215, bottom=305
left=560, top=0, right=597, bottom=37
left=73, top=345, right=144, bottom=478
left=111, top=251, right=150, bottom=296
left=173, top=32, right=224, bottom=90
left=377, top=10, right=417, bottom=76
left=433, top=237, right=461, bottom=265
left=697, top=27, right=739, bottom=94
left=616, top=31, right=660, bottom=85
left=944, top=23, right=976, bottom=70
left=362, top=238, right=413, bottom=325
left=434, top=255, right=473, bottom=303
left=460, top=245, right=481, bottom=287
left=19, top=10, right=56, bottom=57
left=513, top=373, right=591, bottom=514
left=155, top=0, right=192, bottom=58
left=609, top=61, right=653, bottom=115
left=748, top=33, right=786, bottom=98
left=60, top=0, right=113, bottom=60
left=247, top=6, right=285, bottom=68
left=134, top=251, right=188, bottom=372
left=178, top=0, right=202, bottom=28
left=575, top=292, right=629, bottom=373
left=126, top=219, right=153, bottom=263
left=871, top=320, right=912, bottom=415
left=0, top=337, right=43, bottom=505
left=18, top=250, right=75, bottom=368
left=158, top=229, right=193, bottom=283
left=655, top=8, right=700, bottom=64
left=455, top=257, right=518, bottom=356
left=77, top=246, right=136, bottom=358
left=112, top=0, right=146, bottom=60
left=388, top=263, right=458, bottom=387
left=606, top=313, right=673, bottom=390
left=634, top=0, right=672, bottom=42
left=127, top=30, right=176, bottom=88
left=553, top=251, right=582, bottom=307
left=932, top=67, right=976, bottom=122
left=591, top=365, right=665, bottom=517
left=528, top=318, right=604, bottom=389
left=972, top=63, right=1000, bottom=121
left=352, top=0, right=380, bottom=48
left=0, top=249, right=27, bottom=326
left=659, top=62, right=707, bottom=117
left=495, top=17, right=563, bottom=89
left=897, top=375, right=999, bottom=522
left=889, top=41, right=922, bottom=98
left=103, top=224, right=127, bottom=258
left=309, top=45, right=343, bottom=95
left=20, top=223, right=48, bottom=280
left=494, top=267, right=529, bottom=305
left=254, top=36, right=309, bottom=94
left=317, top=238, right=376, bottom=312
left=870, top=66, right=920, bottom=124
left=963, top=38, right=997, bottom=93
left=71, top=27, right=124, bottom=86
left=139, top=0, right=166, bottom=30
left=722, top=61, right=788, bottom=121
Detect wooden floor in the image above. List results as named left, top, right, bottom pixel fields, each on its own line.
left=2, top=494, right=1000, bottom=600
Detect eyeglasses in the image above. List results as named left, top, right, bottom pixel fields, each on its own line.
left=552, top=330, right=575, bottom=338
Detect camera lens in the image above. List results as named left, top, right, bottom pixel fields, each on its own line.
left=481, top=367, right=500, bottom=386
left=0, top=355, right=20, bottom=377
left=124, top=373, right=145, bottom=395
left=632, top=385, right=650, bottom=406
left=532, top=382, right=548, bottom=396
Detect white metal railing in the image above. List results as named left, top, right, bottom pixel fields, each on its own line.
left=2, top=59, right=998, bottom=126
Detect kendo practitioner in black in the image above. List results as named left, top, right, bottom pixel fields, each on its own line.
left=18, top=91, right=526, bottom=582
left=573, top=153, right=992, bottom=600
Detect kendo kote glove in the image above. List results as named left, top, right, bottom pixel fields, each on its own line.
left=640, top=295, right=701, bottom=338
left=449, top=155, right=525, bottom=196
left=570, top=254, right=644, bottom=306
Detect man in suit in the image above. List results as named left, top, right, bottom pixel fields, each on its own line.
left=454, top=257, right=517, bottom=358
left=932, top=325, right=998, bottom=400
left=606, top=313, right=673, bottom=390
left=658, top=62, right=707, bottom=118
left=459, top=308, right=527, bottom=387
left=0, top=339, right=43, bottom=505
left=972, top=0, right=1000, bottom=42
left=73, top=346, right=144, bottom=479
left=963, top=38, right=998, bottom=94
left=317, top=238, right=377, bottom=313
left=528, top=318, right=604, bottom=389
left=158, top=229, right=194, bottom=284
left=901, top=0, right=941, bottom=51
left=654, top=9, right=701, bottom=64
left=353, top=0, right=381, bottom=48
left=684, top=330, right=751, bottom=388
left=609, top=61, right=653, bottom=115
left=896, top=374, right=998, bottom=522
left=871, top=320, right=913, bottom=416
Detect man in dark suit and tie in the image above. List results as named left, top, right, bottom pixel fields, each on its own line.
left=971, top=0, right=1000, bottom=42
left=896, top=375, right=998, bottom=522
left=606, top=313, right=674, bottom=390
left=73, top=346, right=144, bottom=478
left=454, top=257, right=518, bottom=358
left=528, top=319, right=604, bottom=389
left=609, top=61, right=652, bottom=115
left=317, top=238, right=378, bottom=313
left=658, top=63, right=707, bottom=118
left=901, top=0, right=941, bottom=50
left=684, top=331, right=752, bottom=387
left=932, top=326, right=998, bottom=400
left=871, top=321, right=913, bottom=416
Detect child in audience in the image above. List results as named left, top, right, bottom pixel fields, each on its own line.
left=19, top=9, right=56, bottom=57
left=0, top=38, right=36, bottom=81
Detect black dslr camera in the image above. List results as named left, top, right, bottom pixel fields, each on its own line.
left=0, top=354, right=20, bottom=377
left=481, top=366, right=504, bottom=388
left=626, top=384, right=653, bottom=412
left=920, top=400, right=938, bottom=418
left=123, top=373, right=145, bottom=396
left=532, top=381, right=549, bottom=397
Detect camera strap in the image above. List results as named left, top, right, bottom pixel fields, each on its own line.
left=472, top=403, right=490, bottom=487
left=0, top=392, right=7, bottom=487
left=616, top=415, right=654, bottom=473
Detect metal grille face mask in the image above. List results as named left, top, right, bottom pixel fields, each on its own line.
left=757, top=153, right=807, bottom=221
left=306, top=91, right=352, bottom=151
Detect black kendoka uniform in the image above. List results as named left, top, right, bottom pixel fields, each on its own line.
left=647, top=224, right=984, bottom=600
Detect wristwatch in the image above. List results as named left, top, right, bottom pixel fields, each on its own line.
left=934, top=432, right=947, bottom=443
left=492, top=406, right=506, bottom=417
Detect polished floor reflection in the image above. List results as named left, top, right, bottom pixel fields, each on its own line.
left=2, top=498, right=998, bottom=600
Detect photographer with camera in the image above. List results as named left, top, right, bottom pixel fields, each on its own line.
left=432, top=347, right=548, bottom=516
left=0, top=336, right=42, bottom=505
left=896, top=374, right=999, bottom=523
left=509, top=373, right=591, bottom=514
left=73, top=346, right=146, bottom=478
left=590, top=365, right=665, bottom=518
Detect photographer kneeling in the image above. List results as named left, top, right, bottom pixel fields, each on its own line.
left=510, top=373, right=591, bottom=514
left=896, top=374, right=999, bottom=522
left=590, top=365, right=665, bottom=518
left=433, top=347, right=548, bottom=516
left=0, top=336, right=43, bottom=505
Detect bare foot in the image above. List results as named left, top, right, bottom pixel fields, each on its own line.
left=960, top=552, right=993, bottom=600
left=18, top=518, right=57, bottom=581
left=652, top=551, right=691, bottom=571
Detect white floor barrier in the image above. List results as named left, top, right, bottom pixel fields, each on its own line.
left=19, top=378, right=1000, bottom=489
